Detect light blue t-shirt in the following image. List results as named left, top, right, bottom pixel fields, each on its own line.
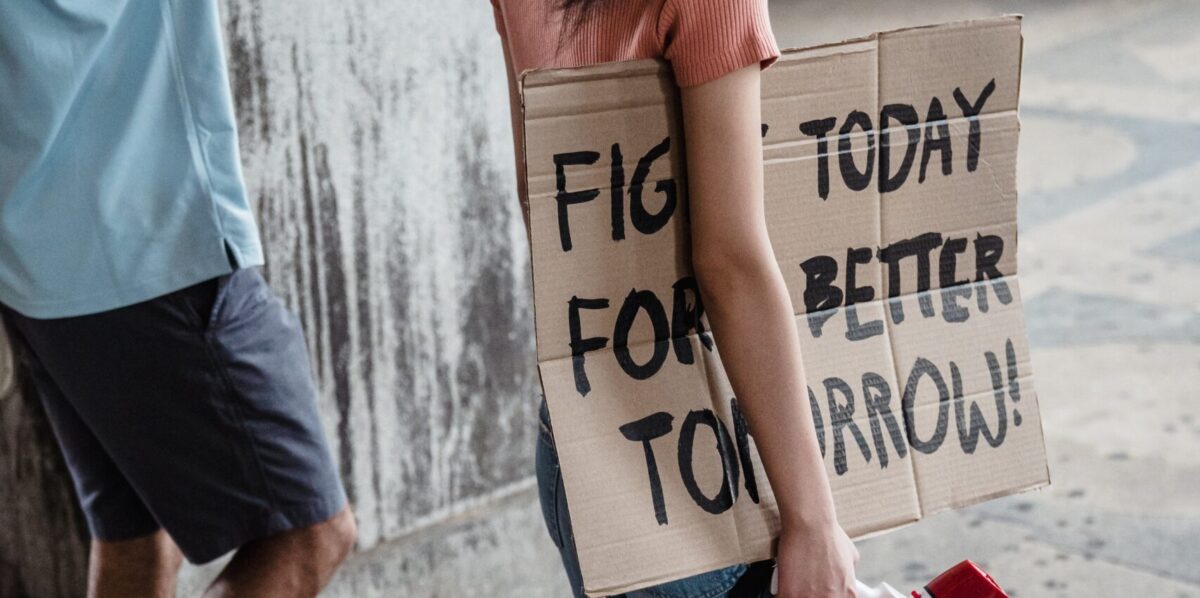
left=0, top=0, right=264, bottom=318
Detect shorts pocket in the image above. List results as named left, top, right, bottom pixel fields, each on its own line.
left=206, top=268, right=271, bottom=333
left=166, top=276, right=225, bottom=333
left=205, top=274, right=235, bottom=332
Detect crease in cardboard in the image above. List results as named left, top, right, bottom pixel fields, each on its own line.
left=868, top=28, right=927, bottom=523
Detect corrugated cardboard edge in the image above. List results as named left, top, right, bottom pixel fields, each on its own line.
left=852, top=478, right=1050, bottom=543
left=521, top=15, right=1024, bottom=90
left=782, top=13, right=1024, bottom=51
left=522, top=57, right=671, bottom=90
left=516, top=75, right=548, bottom=410
left=864, top=12, right=1048, bottom=540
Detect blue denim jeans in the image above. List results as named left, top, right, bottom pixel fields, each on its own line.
left=536, top=401, right=772, bottom=598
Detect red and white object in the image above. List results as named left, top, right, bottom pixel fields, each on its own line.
left=912, top=560, right=1009, bottom=598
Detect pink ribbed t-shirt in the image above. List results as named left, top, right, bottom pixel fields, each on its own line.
left=491, top=0, right=780, bottom=88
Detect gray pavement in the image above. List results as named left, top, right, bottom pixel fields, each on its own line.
left=772, top=1, right=1200, bottom=595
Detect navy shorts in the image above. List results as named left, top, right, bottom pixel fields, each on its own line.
left=1, top=268, right=347, bottom=563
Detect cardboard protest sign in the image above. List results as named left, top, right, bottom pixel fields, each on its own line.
left=521, top=16, right=1048, bottom=596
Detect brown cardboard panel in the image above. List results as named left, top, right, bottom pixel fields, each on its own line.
left=878, top=115, right=1020, bottom=301
left=793, top=301, right=922, bottom=537
left=530, top=241, right=693, bottom=365
left=886, top=277, right=1030, bottom=409
left=522, top=59, right=669, bottom=111
left=877, top=116, right=1020, bottom=240
left=522, top=16, right=1044, bottom=596
left=878, top=18, right=1021, bottom=116
left=765, top=144, right=883, bottom=315
left=885, top=277, right=1048, bottom=513
left=524, top=60, right=688, bottom=364
left=762, top=42, right=881, bottom=314
left=540, top=335, right=753, bottom=595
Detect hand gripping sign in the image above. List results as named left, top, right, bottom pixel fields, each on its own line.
left=521, top=16, right=1048, bottom=597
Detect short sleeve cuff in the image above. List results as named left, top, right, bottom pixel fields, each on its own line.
left=659, top=0, right=782, bottom=88
left=671, top=34, right=779, bottom=88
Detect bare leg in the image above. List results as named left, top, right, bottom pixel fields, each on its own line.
left=89, top=530, right=183, bottom=598
left=204, top=507, right=357, bottom=598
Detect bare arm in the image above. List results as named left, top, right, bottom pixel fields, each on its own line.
left=681, top=64, right=858, bottom=598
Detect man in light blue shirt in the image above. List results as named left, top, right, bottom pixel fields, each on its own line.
left=0, top=0, right=261, bottom=316
left=1, top=2, right=357, bottom=595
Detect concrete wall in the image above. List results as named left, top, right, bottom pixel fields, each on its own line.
left=0, top=1, right=568, bottom=596
left=214, top=0, right=538, bottom=549
left=0, top=329, right=89, bottom=597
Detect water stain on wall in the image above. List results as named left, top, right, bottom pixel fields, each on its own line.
left=222, top=0, right=538, bottom=549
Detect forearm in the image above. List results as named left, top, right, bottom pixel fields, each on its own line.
left=681, top=63, right=839, bottom=533
left=698, top=259, right=837, bottom=530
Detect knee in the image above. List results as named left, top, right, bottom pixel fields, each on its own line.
left=267, top=508, right=358, bottom=576
left=293, top=506, right=356, bottom=577
left=270, top=508, right=358, bottom=585
left=204, top=510, right=358, bottom=598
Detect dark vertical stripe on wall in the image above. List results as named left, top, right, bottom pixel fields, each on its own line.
left=299, top=129, right=355, bottom=506
left=350, top=121, right=383, bottom=520
left=313, top=142, right=357, bottom=507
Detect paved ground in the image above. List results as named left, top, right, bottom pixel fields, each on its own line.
left=773, top=1, right=1200, bottom=595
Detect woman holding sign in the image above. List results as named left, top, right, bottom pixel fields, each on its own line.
left=491, top=0, right=859, bottom=596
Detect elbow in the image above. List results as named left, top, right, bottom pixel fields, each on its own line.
left=691, top=242, right=780, bottom=306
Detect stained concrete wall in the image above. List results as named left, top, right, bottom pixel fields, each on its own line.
left=0, top=329, right=89, bottom=597
left=0, top=1, right=567, bottom=596
left=215, top=0, right=538, bottom=549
